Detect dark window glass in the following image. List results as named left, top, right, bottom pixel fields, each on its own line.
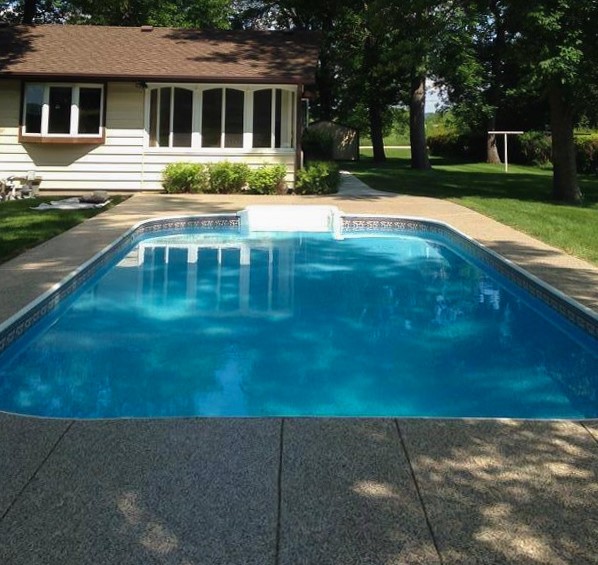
left=78, top=87, right=102, bottom=134
left=173, top=88, right=193, bottom=147
left=159, top=87, right=171, bottom=147
left=225, top=89, right=244, bottom=148
left=253, top=89, right=272, bottom=148
left=24, top=84, right=43, bottom=134
left=48, top=86, right=72, bottom=134
left=149, top=89, right=158, bottom=147
left=274, top=89, right=282, bottom=149
left=202, top=89, right=222, bottom=148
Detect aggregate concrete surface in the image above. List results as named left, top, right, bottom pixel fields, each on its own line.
left=1, top=175, right=597, bottom=564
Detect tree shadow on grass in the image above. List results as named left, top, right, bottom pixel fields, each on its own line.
left=345, top=155, right=598, bottom=207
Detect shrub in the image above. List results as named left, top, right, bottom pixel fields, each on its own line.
left=295, top=161, right=340, bottom=194
left=248, top=164, right=287, bottom=194
left=575, top=136, right=598, bottom=175
left=208, top=162, right=250, bottom=194
left=302, top=128, right=334, bottom=161
left=517, top=131, right=552, bottom=166
left=427, top=133, right=486, bottom=162
left=162, top=162, right=209, bottom=193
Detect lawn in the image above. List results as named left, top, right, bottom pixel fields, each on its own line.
left=346, top=149, right=598, bottom=265
left=0, top=196, right=127, bottom=264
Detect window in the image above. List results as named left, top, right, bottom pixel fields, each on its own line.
left=201, top=88, right=222, bottom=148
left=200, top=88, right=245, bottom=149
left=22, top=83, right=104, bottom=139
left=148, top=87, right=193, bottom=148
left=252, top=89, right=272, bottom=148
left=145, top=84, right=295, bottom=151
left=225, top=89, right=244, bottom=148
left=252, top=88, right=295, bottom=149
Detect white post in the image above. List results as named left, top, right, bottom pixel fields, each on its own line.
left=488, top=131, right=524, bottom=173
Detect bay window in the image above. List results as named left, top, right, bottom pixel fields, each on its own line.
left=22, top=83, right=104, bottom=140
left=146, top=84, right=296, bottom=151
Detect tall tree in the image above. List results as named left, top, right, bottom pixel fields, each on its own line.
left=372, top=0, right=440, bottom=169
left=21, top=0, right=35, bottom=22
left=511, top=0, right=598, bottom=203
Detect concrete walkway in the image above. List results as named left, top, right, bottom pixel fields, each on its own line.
left=1, top=177, right=598, bottom=564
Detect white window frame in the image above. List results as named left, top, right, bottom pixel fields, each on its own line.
left=21, top=83, right=105, bottom=138
left=143, top=83, right=297, bottom=153
left=148, top=85, right=196, bottom=149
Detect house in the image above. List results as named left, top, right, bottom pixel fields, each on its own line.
left=0, top=25, right=319, bottom=191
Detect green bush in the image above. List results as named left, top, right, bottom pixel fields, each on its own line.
left=427, top=133, right=486, bottom=161
left=302, top=128, right=334, bottom=161
left=517, top=131, right=552, bottom=166
left=162, top=162, right=209, bottom=193
left=575, top=136, right=598, bottom=175
left=295, top=161, right=340, bottom=194
left=248, top=164, right=288, bottom=194
left=208, top=162, right=250, bottom=194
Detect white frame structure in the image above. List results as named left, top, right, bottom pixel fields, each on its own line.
left=21, top=82, right=105, bottom=138
left=143, top=83, right=297, bottom=152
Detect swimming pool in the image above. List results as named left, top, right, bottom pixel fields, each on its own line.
left=0, top=213, right=597, bottom=419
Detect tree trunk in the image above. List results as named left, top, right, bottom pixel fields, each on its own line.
left=22, top=0, right=36, bottom=24
left=486, top=118, right=501, bottom=164
left=369, top=99, right=386, bottom=163
left=549, top=84, right=581, bottom=203
left=409, top=70, right=431, bottom=170
left=486, top=1, right=503, bottom=164
left=315, top=13, right=334, bottom=121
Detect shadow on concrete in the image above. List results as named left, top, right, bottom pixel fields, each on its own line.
left=400, top=419, right=598, bottom=564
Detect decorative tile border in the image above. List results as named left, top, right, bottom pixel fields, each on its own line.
left=1, top=212, right=596, bottom=358
left=343, top=215, right=598, bottom=341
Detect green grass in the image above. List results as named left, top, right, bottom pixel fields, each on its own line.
left=0, top=196, right=127, bottom=265
left=360, top=133, right=410, bottom=146
left=346, top=149, right=598, bottom=265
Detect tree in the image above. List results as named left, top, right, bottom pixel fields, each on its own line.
left=372, top=0, right=444, bottom=170
left=510, top=0, right=598, bottom=203
left=67, top=0, right=233, bottom=27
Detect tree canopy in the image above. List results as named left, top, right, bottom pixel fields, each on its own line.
left=2, top=0, right=597, bottom=202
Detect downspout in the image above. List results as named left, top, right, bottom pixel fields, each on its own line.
left=294, top=84, right=304, bottom=188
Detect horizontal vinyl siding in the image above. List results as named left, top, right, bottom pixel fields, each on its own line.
left=0, top=81, right=145, bottom=191
left=141, top=151, right=296, bottom=190
left=0, top=81, right=298, bottom=191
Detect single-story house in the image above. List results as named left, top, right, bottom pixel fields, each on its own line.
left=0, top=25, right=319, bottom=191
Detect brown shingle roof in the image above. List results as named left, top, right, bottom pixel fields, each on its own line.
left=0, top=25, right=320, bottom=84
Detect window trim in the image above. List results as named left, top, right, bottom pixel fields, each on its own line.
left=20, top=82, right=106, bottom=144
left=143, top=83, right=297, bottom=152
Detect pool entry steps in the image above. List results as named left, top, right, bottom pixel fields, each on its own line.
left=238, top=205, right=343, bottom=238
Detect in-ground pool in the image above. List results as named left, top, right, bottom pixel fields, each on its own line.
left=0, top=214, right=597, bottom=419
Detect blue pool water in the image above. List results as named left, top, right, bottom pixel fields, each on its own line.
left=0, top=229, right=597, bottom=419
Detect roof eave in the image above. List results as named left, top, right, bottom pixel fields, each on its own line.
left=0, top=71, right=315, bottom=85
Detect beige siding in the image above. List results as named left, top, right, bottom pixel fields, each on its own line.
left=0, top=80, right=297, bottom=192
left=141, top=150, right=296, bottom=190
left=0, top=81, right=146, bottom=191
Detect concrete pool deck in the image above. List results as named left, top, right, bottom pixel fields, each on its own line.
left=0, top=176, right=597, bottom=564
